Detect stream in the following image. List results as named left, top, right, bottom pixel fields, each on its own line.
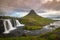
left=23, top=21, right=60, bottom=36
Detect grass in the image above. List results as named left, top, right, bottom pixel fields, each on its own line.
left=20, top=17, right=53, bottom=30
left=0, top=36, right=48, bottom=40
left=24, top=26, right=42, bottom=30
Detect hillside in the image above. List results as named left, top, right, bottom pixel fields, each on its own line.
left=19, top=10, right=54, bottom=30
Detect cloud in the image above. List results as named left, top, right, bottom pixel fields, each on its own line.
left=0, top=0, right=60, bottom=17
left=41, top=0, right=60, bottom=10
left=0, top=0, right=60, bottom=11
left=0, top=0, right=42, bottom=11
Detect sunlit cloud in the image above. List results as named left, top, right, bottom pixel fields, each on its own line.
left=57, top=0, right=60, bottom=2
left=41, top=0, right=60, bottom=4
left=41, top=0, right=53, bottom=4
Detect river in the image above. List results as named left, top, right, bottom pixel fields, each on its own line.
left=23, top=21, right=60, bottom=36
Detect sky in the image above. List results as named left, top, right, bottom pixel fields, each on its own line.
left=0, top=0, right=60, bottom=17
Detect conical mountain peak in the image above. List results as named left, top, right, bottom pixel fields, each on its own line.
left=22, top=9, right=42, bottom=18
left=27, top=9, right=37, bottom=16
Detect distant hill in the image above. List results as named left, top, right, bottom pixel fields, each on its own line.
left=19, top=10, right=54, bottom=30
left=0, top=16, right=19, bottom=19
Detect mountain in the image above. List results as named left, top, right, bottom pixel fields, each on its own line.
left=20, top=10, right=54, bottom=30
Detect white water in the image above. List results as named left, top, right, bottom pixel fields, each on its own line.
left=3, top=19, right=16, bottom=34
left=44, top=21, right=60, bottom=30
left=3, top=19, right=25, bottom=34
left=15, top=20, right=24, bottom=27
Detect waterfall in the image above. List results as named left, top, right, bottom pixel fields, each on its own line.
left=3, top=19, right=25, bottom=34
left=3, top=20, right=9, bottom=34
left=15, top=20, right=24, bottom=27
left=3, top=19, right=16, bottom=34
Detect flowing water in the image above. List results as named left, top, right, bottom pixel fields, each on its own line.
left=15, top=20, right=24, bottom=27
left=2, top=19, right=60, bottom=36
left=3, top=19, right=25, bottom=34
left=3, top=19, right=16, bottom=34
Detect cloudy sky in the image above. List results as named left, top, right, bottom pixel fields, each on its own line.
left=0, top=0, right=60, bottom=17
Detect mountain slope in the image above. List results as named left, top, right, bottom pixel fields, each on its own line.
left=20, top=10, right=54, bottom=30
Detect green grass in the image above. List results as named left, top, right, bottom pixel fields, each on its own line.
left=24, top=26, right=42, bottom=30
left=0, top=36, right=48, bottom=40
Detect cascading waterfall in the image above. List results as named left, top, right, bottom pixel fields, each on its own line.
left=3, top=19, right=25, bottom=34
left=3, top=20, right=9, bottom=34
left=7, top=20, right=16, bottom=30
left=3, top=19, right=16, bottom=34
left=15, top=20, right=24, bottom=27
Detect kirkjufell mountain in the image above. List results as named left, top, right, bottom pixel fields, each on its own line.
left=20, top=9, right=53, bottom=30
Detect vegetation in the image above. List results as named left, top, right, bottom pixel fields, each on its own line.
left=0, top=36, right=47, bottom=40
left=19, top=10, right=54, bottom=30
